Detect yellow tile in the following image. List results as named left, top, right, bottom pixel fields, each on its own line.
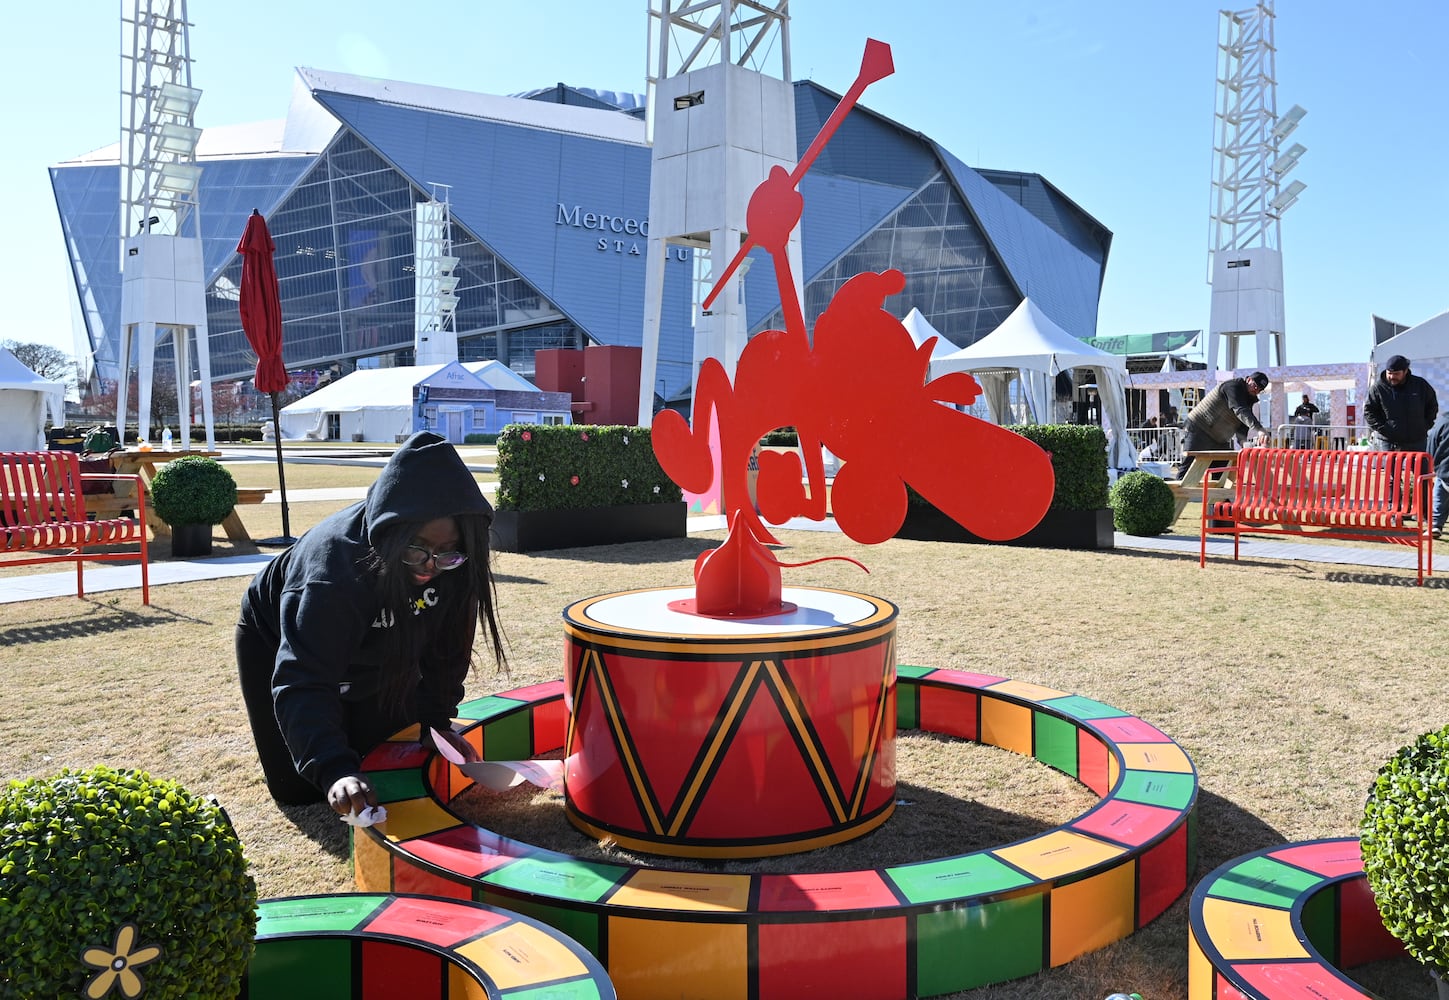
left=378, top=796, right=457, bottom=842
left=995, top=830, right=1125, bottom=880
left=608, top=916, right=748, bottom=1000
left=980, top=697, right=1033, bottom=755
left=352, top=831, right=393, bottom=892
left=986, top=679, right=1069, bottom=702
left=1049, top=861, right=1136, bottom=966
left=454, top=922, right=589, bottom=991
left=1117, top=742, right=1194, bottom=773
left=610, top=869, right=751, bottom=912
left=1198, top=897, right=1310, bottom=960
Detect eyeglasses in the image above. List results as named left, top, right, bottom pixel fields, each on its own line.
left=401, top=545, right=468, bottom=572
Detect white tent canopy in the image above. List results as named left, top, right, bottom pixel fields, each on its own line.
left=1371, top=308, right=1449, bottom=396
left=901, top=308, right=961, bottom=359
left=0, top=348, right=65, bottom=451
left=930, top=298, right=1136, bottom=469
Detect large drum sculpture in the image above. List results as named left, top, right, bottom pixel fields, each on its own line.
left=562, top=586, right=897, bottom=858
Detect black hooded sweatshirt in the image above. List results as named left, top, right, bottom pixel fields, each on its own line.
left=238, top=432, right=493, bottom=793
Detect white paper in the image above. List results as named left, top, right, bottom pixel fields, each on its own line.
left=339, top=805, right=387, bottom=827
left=429, top=727, right=564, bottom=792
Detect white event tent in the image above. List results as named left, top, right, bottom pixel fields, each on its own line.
left=0, top=348, right=66, bottom=451
left=1370, top=307, right=1449, bottom=392
left=930, top=298, right=1137, bottom=469
left=901, top=307, right=961, bottom=359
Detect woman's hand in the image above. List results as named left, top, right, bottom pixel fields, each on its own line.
left=327, top=773, right=376, bottom=817
left=433, top=727, right=481, bottom=764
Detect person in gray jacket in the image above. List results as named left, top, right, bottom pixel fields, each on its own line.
left=1364, top=354, right=1438, bottom=452
left=1173, top=372, right=1270, bottom=480
left=1427, top=411, right=1449, bottom=538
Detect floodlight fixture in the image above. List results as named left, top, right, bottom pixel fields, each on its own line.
left=1271, top=104, right=1307, bottom=140
left=1271, top=142, right=1306, bottom=175
left=437, top=292, right=459, bottom=314
left=155, top=81, right=202, bottom=119
left=438, top=255, right=460, bottom=274
left=673, top=91, right=705, bottom=110
left=1269, top=179, right=1307, bottom=213
left=437, top=274, right=459, bottom=295
left=155, top=161, right=201, bottom=197
left=155, top=121, right=201, bottom=157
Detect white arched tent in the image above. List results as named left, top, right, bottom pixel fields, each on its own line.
left=930, top=298, right=1137, bottom=469
left=901, top=307, right=961, bottom=359
left=0, top=348, right=66, bottom=451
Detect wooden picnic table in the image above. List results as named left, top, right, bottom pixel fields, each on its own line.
left=98, top=448, right=260, bottom=547
left=1166, top=449, right=1239, bottom=521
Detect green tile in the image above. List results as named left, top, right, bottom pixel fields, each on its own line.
left=482, top=856, right=629, bottom=905
left=1115, top=770, right=1196, bottom=810
left=506, top=980, right=608, bottom=1000
left=915, top=892, right=1044, bottom=993
left=257, top=895, right=388, bottom=934
left=456, top=694, right=531, bottom=721
left=245, top=937, right=352, bottom=999
left=368, top=767, right=426, bottom=803
left=897, top=678, right=920, bottom=730
left=1205, top=856, right=1319, bottom=909
left=886, top=852, right=1033, bottom=904
left=896, top=664, right=935, bottom=679
left=482, top=709, right=533, bottom=761
left=1041, top=695, right=1125, bottom=721
left=1033, top=712, right=1079, bottom=777
left=1299, top=884, right=1337, bottom=961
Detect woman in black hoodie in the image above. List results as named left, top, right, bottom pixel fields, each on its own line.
left=236, top=432, right=506, bottom=816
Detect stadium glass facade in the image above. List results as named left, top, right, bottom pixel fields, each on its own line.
left=50, top=72, right=1111, bottom=408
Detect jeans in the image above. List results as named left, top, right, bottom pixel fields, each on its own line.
left=1434, top=477, right=1448, bottom=531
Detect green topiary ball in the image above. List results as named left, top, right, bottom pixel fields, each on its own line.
left=1360, top=724, right=1449, bottom=978
left=1109, top=470, right=1177, bottom=536
left=0, top=765, right=257, bottom=998
left=149, top=455, right=237, bottom=526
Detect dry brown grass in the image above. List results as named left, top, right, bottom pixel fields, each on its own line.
left=2, top=455, right=1445, bottom=999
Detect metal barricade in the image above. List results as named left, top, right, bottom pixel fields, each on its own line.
left=1127, top=425, right=1184, bottom=464
left=1272, top=424, right=1372, bottom=450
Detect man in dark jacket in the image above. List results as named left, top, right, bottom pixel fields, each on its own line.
left=1174, top=372, right=1270, bottom=480
left=1364, top=354, right=1438, bottom=452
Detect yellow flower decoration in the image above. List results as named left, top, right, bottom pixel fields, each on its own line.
left=81, top=923, right=162, bottom=999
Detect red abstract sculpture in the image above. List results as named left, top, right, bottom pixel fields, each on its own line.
left=653, top=38, right=1055, bottom=615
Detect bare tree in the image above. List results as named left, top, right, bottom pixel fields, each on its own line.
left=2, top=340, right=79, bottom=391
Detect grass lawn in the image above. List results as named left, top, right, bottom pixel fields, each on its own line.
left=0, top=460, right=1443, bottom=998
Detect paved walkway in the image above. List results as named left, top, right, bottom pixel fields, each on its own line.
left=2, top=514, right=1438, bottom=605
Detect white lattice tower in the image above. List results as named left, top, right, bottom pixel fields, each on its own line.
left=636, top=0, right=800, bottom=423
left=117, top=0, right=215, bottom=448
left=1206, top=0, right=1306, bottom=377
left=415, top=183, right=461, bottom=366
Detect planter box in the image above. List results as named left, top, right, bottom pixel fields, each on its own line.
left=894, top=505, right=1114, bottom=550
left=170, top=522, right=214, bottom=557
left=492, top=502, right=688, bottom=553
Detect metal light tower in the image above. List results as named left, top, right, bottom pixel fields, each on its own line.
left=637, top=0, right=801, bottom=424
left=117, top=0, right=215, bottom=449
left=414, top=183, right=461, bottom=366
left=1206, top=0, right=1306, bottom=373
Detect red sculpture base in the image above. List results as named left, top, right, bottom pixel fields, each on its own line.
left=562, top=586, right=898, bottom=858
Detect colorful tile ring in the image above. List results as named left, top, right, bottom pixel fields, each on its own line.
left=354, top=668, right=1198, bottom=999
left=1188, top=838, right=1407, bottom=999
left=244, top=892, right=616, bottom=999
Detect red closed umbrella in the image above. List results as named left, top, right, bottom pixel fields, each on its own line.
left=237, top=208, right=294, bottom=544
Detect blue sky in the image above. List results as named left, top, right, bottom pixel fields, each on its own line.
left=6, top=1, right=1445, bottom=370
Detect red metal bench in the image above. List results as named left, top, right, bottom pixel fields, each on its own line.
left=0, top=450, right=150, bottom=604
left=1199, top=446, right=1435, bottom=585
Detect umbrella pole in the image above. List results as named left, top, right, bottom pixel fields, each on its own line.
left=261, top=391, right=295, bottom=545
